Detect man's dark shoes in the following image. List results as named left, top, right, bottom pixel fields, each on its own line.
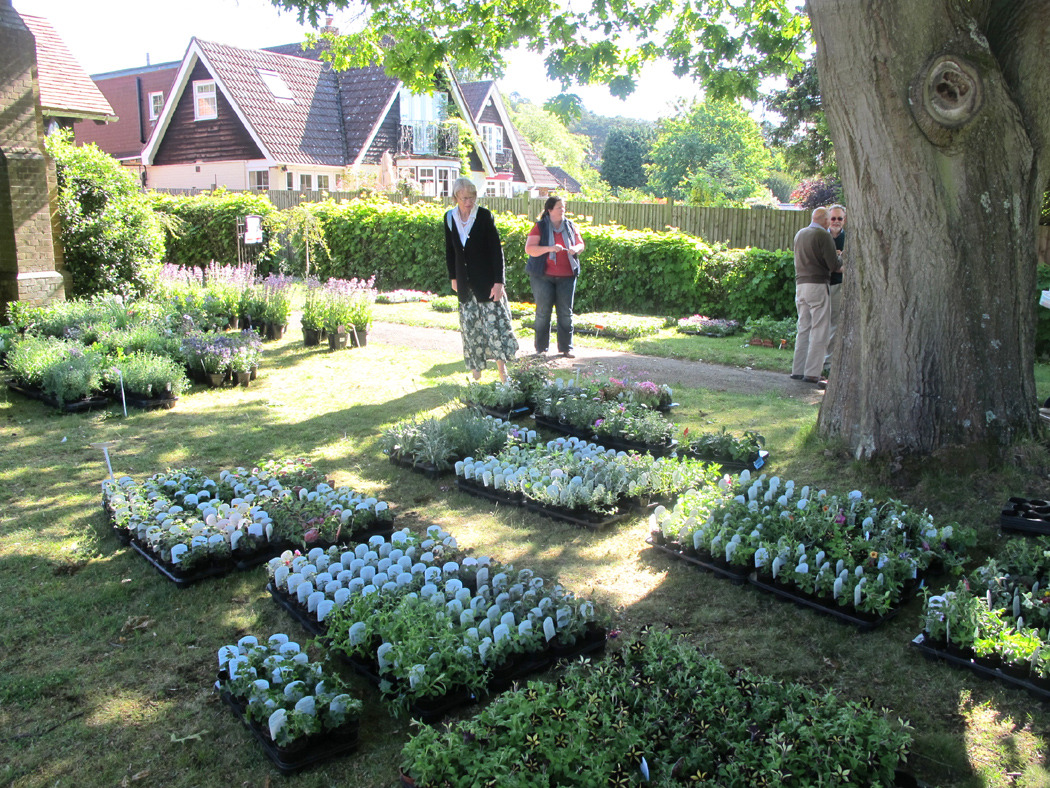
left=789, top=374, right=804, bottom=380
left=561, top=351, right=576, bottom=359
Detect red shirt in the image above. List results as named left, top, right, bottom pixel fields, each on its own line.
left=527, top=225, right=574, bottom=277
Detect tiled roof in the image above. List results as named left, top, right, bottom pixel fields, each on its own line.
left=510, top=127, right=559, bottom=188
left=21, top=14, right=116, bottom=121
left=459, top=80, right=493, bottom=118
left=264, top=42, right=400, bottom=165
left=547, top=166, right=583, bottom=193
left=197, top=39, right=346, bottom=166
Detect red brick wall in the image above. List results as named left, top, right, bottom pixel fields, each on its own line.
left=0, top=0, right=68, bottom=314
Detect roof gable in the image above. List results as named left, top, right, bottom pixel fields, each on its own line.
left=21, top=14, right=116, bottom=122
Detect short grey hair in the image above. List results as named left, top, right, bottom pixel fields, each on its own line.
left=452, top=177, right=477, bottom=199
left=828, top=203, right=846, bottom=215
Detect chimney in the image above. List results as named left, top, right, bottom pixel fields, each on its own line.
left=320, top=15, right=337, bottom=35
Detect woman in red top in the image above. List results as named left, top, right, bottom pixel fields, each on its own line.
left=524, top=196, right=585, bottom=357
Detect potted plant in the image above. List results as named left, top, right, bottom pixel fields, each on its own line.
left=229, top=330, right=262, bottom=387
left=260, top=274, right=294, bottom=340
left=300, top=277, right=326, bottom=346
left=107, top=351, right=188, bottom=408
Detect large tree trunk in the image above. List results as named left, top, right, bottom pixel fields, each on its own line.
left=807, top=0, right=1048, bottom=460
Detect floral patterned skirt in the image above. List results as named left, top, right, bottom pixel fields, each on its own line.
left=459, top=293, right=519, bottom=370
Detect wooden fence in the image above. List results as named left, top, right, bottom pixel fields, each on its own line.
left=155, top=188, right=1050, bottom=260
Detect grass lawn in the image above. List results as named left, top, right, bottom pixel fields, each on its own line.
left=3, top=322, right=1050, bottom=787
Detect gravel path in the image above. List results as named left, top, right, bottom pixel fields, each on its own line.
left=369, top=321, right=823, bottom=404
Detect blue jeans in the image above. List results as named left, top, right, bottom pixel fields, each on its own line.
left=529, top=273, right=576, bottom=353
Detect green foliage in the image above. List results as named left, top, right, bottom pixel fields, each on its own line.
left=507, top=99, right=608, bottom=197
left=647, top=100, right=775, bottom=206
left=150, top=190, right=280, bottom=272
left=722, top=248, right=796, bottom=321
left=763, top=54, right=837, bottom=180
left=108, top=352, right=188, bottom=399
left=1037, top=264, right=1050, bottom=358
left=45, top=130, right=164, bottom=298
left=600, top=128, right=650, bottom=191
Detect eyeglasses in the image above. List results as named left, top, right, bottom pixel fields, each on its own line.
left=829, top=217, right=844, bottom=222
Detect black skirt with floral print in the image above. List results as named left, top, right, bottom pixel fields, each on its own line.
left=458, top=292, right=519, bottom=370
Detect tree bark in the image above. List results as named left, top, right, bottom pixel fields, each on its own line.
left=807, top=0, right=1047, bottom=460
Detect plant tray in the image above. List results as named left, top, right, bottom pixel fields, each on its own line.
left=589, top=434, right=679, bottom=458
left=128, top=540, right=233, bottom=588
left=463, top=401, right=533, bottom=420
left=388, top=455, right=449, bottom=479
left=217, top=688, right=359, bottom=774
left=267, top=583, right=326, bottom=637
left=646, top=536, right=750, bottom=585
left=7, top=381, right=110, bottom=413
left=530, top=414, right=592, bottom=440
left=123, top=394, right=178, bottom=410
left=910, top=632, right=1050, bottom=702
left=525, top=501, right=634, bottom=530
left=683, top=450, right=770, bottom=473
left=749, top=573, right=903, bottom=632
left=455, top=477, right=524, bottom=507
left=338, top=653, right=478, bottom=724
left=1000, top=497, right=1050, bottom=535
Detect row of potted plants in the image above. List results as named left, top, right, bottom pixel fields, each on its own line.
left=917, top=534, right=1050, bottom=688
left=300, top=276, right=377, bottom=349
left=265, top=526, right=606, bottom=719
left=399, top=627, right=913, bottom=787
left=454, top=436, right=724, bottom=523
left=180, top=329, right=262, bottom=387
left=103, top=459, right=394, bottom=583
left=380, top=408, right=537, bottom=474
left=649, top=470, right=974, bottom=623
left=216, top=633, right=363, bottom=772
left=6, top=336, right=190, bottom=409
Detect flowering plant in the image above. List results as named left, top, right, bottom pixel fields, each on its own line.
left=677, top=314, right=741, bottom=337
left=322, top=277, right=377, bottom=333
left=375, top=289, right=435, bottom=304
left=259, top=273, right=295, bottom=325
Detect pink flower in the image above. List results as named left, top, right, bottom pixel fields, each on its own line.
left=304, top=529, right=319, bottom=543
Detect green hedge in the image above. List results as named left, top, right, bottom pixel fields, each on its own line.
left=1038, top=263, right=1050, bottom=358
left=151, top=190, right=281, bottom=272
left=288, top=198, right=795, bottom=318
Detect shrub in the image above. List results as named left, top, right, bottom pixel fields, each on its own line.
left=45, top=130, right=164, bottom=298
left=6, top=336, right=67, bottom=389
left=38, top=345, right=106, bottom=405
left=150, top=190, right=280, bottom=272
left=790, top=177, right=843, bottom=210
left=721, top=247, right=796, bottom=321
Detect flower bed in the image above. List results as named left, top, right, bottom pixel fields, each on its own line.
left=676, top=314, right=741, bottom=337
left=915, top=535, right=1050, bottom=695
left=103, top=460, right=394, bottom=586
left=679, top=426, right=768, bottom=472
left=533, top=379, right=677, bottom=455
left=649, top=471, right=974, bottom=627
left=265, top=527, right=606, bottom=721
left=454, top=436, right=722, bottom=526
left=461, top=379, right=532, bottom=419
left=522, top=311, right=664, bottom=340
left=381, top=409, right=537, bottom=475
left=376, top=289, right=436, bottom=304
left=400, top=627, right=913, bottom=787
left=216, top=633, right=362, bottom=773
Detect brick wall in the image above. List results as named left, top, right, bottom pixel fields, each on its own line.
left=0, top=0, right=67, bottom=317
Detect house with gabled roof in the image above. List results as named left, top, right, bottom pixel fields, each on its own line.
left=459, top=80, right=560, bottom=197
left=76, top=32, right=556, bottom=198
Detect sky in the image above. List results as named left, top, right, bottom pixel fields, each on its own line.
left=13, top=0, right=702, bottom=121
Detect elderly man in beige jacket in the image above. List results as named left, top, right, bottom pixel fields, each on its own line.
left=790, top=206, right=841, bottom=388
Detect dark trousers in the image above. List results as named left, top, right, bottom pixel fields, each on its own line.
left=529, top=273, right=576, bottom=353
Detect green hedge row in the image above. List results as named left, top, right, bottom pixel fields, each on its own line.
left=283, top=198, right=797, bottom=320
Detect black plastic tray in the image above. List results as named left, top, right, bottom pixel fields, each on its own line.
left=268, top=583, right=326, bottom=636
left=129, top=541, right=234, bottom=587
left=749, top=573, right=902, bottom=632
left=455, top=477, right=524, bottom=507
left=525, top=501, right=635, bottom=530
left=8, top=381, right=111, bottom=413
left=910, top=632, right=1050, bottom=702
left=463, top=401, right=533, bottom=421
left=388, top=455, right=449, bottom=479
left=646, top=537, right=750, bottom=585
left=217, top=688, right=359, bottom=774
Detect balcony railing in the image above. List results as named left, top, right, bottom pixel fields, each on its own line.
left=398, top=121, right=459, bottom=157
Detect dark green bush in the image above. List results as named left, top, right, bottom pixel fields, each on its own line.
left=1037, top=263, right=1050, bottom=358
left=722, top=248, right=796, bottom=321
left=151, top=190, right=281, bottom=273
left=46, top=130, right=164, bottom=298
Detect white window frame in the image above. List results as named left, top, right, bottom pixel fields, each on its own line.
left=481, top=123, right=504, bottom=155
left=484, top=180, right=498, bottom=198
left=148, top=91, right=164, bottom=121
left=316, top=174, right=330, bottom=191
left=299, top=173, right=313, bottom=191
left=193, top=80, right=217, bottom=121
left=286, top=171, right=294, bottom=190
left=437, top=167, right=454, bottom=198
left=249, top=170, right=269, bottom=191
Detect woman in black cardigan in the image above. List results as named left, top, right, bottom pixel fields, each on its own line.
left=444, top=177, right=519, bottom=381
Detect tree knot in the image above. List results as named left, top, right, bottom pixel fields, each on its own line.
left=910, top=55, right=984, bottom=147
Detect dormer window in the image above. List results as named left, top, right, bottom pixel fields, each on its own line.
left=258, top=69, right=294, bottom=104
left=148, top=91, right=164, bottom=120
left=193, top=80, right=217, bottom=121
